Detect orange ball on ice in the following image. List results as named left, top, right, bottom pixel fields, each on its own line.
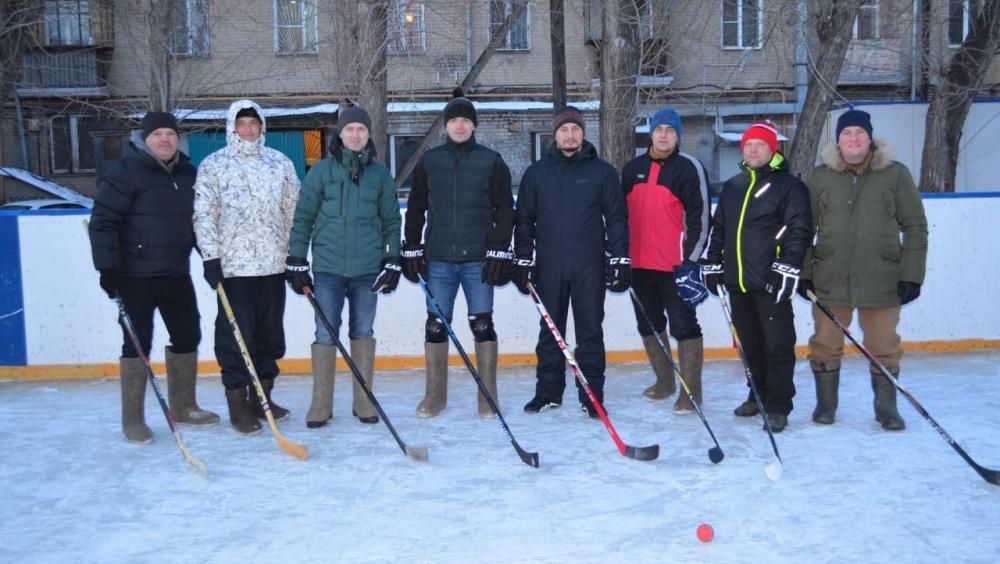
left=696, top=523, right=714, bottom=542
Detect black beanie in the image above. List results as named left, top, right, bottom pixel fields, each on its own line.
left=338, top=105, right=372, bottom=130
left=836, top=109, right=873, bottom=139
left=553, top=106, right=585, bottom=133
left=141, top=111, right=178, bottom=140
left=443, top=88, right=477, bottom=126
left=235, top=106, right=261, bottom=122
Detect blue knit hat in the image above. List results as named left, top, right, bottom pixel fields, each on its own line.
left=650, top=108, right=682, bottom=138
left=836, top=109, right=873, bottom=139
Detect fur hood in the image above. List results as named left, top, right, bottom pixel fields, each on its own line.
left=820, top=138, right=895, bottom=173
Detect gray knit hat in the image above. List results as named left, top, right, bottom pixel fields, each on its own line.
left=338, top=105, right=372, bottom=130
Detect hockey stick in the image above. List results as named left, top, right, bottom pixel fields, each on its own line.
left=115, top=297, right=208, bottom=477
left=628, top=288, right=724, bottom=464
left=806, top=290, right=1000, bottom=486
left=303, top=288, right=428, bottom=462
left=417, top=276, right=539, bottom=468
left=716, top=286, right=783, bottom=481
left=217, top=285, right=309, bottom=461
left=526, top=282, right=659, bottom=461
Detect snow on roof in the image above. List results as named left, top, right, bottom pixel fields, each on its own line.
left=0, top=167, right=94, bottom=207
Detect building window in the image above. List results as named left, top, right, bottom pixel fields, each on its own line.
left=44, top=0, right=92, bottom=46
left=949, top=0, right=979, bottom=46
left=390, top=134, right=423, bottom=193
left=50, top=116, right=95, bottom=174
left=489, top=0, right=530, bottom=51
left=531, top=132, right=553, bottom=162
left=169, top=0, right=211, bottom=56
left=853, top=0, right=878, bottom=40
left=274, top=0, right=318, bottom=54
left=721, top=0, right=762, bottom=49
left=388, top=1, right=426, bottom=55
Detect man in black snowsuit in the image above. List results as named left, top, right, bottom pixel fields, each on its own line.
left=514, top=106, right=631, bottom=418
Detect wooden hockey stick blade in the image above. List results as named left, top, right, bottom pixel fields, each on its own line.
left=265, top=411, right=308, bottom=460
left=405, top=446, right=429, bottom=462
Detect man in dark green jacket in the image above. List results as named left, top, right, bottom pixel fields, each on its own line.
left=801, top=109, right=928, bottom=431
left=285, top=106, right=402, bottom=428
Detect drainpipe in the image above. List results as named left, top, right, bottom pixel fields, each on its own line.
left=14, top=89, right=29, bottom=169
left=794, top=0, right=809, bottom=131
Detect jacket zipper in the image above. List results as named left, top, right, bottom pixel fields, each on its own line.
left=451, top=149, right=459, bottom=258
left=735, top=169, right=757, bottom=293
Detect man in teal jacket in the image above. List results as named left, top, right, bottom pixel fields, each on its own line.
left=286, top=106, right=402, bottom=428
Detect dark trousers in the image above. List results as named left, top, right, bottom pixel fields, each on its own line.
left=117, top=275, right=200, bottom=358
left=729, top=290, right=797, bottom=415
left=214, top=274, right=286, bottom=389
left=533, top=262, right=606, bottom=404
left=630, top=268, right=702, bottom=340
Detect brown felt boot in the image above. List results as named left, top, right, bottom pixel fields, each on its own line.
left=351, top=337, right=379, bottom=424
left=225, top=385, right=261, bottom=435
left=475, top=340, right=499, bottom=418
left=674, top=337, right=704, bottom=413
left=306, top=343, right=336, bottom=428
left=641, top=333, right=676, bottom=400
left=120, top=357, right=152, bottom=443
left=416, top=341, right=448, bottom=418
left=165, top=347, right=219, bottom=426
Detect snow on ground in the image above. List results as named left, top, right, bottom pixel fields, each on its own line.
left=2, top=352, right=1000, bottom=563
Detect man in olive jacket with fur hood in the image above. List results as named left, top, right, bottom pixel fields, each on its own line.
left=800, top=109, right=928, bottom=431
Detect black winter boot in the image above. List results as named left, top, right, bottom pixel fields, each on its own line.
left=872, top=370, right=905, bottom=431
left=524, top=395, right=561, bottom=413
left=734, top=398, right=760, bottom=417
left=811, top=361, right=840, bottom=425
left=251, top=378, right=290, bottom=421
left=225, top=386, right=262, bottom=435
left=764, top=412, right=788, bottom=433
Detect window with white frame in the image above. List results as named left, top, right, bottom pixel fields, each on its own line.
left=169, top=0, right=210, bottom=56
left=853, top=0, right=878, bottom=40
left=50, top=116, right=96, bottom=174
left=721, top=0, right=762, bottom=49
left=948, top=0, right=979, bottom=46
left=44, top=0, right=93, bottom=46
left=388, top=1, right=426, bottom=55
left=531, top=132, right=553, bottom=162
left=274, top=0, right=318, bottom=54
left=489, top=0, right=530, bottom=51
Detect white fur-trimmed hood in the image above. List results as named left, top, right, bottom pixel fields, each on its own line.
left=820, top=138, right=895, bottom=172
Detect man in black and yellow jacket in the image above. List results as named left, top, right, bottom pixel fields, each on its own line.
left=701, top=120, right=812, bottom=432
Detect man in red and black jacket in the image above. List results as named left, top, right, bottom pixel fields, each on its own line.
left=622, top=108, right=710, bottom=413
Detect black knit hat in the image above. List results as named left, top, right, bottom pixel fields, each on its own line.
left=836, top=109, right=873, bottom=139
left=141, top=111, right=178, bottom=140
left=443, top=88, right=477, bottom=126
left=235, top=106, right=261, bottom=123
left=553, top=106, right=585, bottom=133
left=338, top=105, right=371, bottom=130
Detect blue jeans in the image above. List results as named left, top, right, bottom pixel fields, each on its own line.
left=425, top=260, right=493, bottom=321
left=313, top=272, right=378, bottom=344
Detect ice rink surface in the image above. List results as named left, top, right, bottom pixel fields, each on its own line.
left=2, top=352, right=1000, bottom=563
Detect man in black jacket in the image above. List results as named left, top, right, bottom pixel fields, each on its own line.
left=402, top=89, right=514, bottom=418
left=514, top=106, right=631, bottom=418
left=701, top=120, right=812, bottom=432
left=89, top=112, right=218, bottom=443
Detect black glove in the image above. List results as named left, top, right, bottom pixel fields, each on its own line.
left=203, top=258, right=224, bottom=290
left=401, top=242, right=428, bottom=284
left=605, top=257, right=632, bottom=293
left=700, top=260, right=724, bottom=296
left=99, top=269, right=117, bottom=299
left=284, top=256, right=312, bottom=295
left=512, top=257, right=534, bottom=295
left=481, top=248, right=514, bottom=286
left=674, top=261, right=708, bottom=309
left=765, top=261, right=800, bottom=304
left=898, top=281, right=921, bottom=305
left=797, top=278, right=815, bottom=301
left=371, top=257, right=402, bottom=294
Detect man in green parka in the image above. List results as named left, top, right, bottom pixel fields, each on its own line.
left=800, top=109, right=928, bottom=430
left=285, top=105, right=402, bottom=429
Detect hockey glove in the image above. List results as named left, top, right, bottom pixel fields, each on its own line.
left=401, top=242, right=428, bottom=284
left=372, top=257, right=402, bottom=294
left=797, top=279, right=815, bottom=301
left=674, top=261, right=708, bottom=309
left=203, top=258, right=224, bottom=290
left=481, top=248, right=514, bottom=286
left=605, top=257, right=632, bottom=293
left=284, top=256, right=313, bottom=295
left=765, top=261, right=800, bottom=304
left=512, top=257, right=534, bottom=295
left=99, top=269, right=118, bottom=299
left=700, top=260, right=724, bottom=296
left=897, top=281, right=921, bottom=305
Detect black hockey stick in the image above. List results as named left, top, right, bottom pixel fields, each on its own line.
left=807, top=290, right=1000, bottom=486
left=303, top=288, right=428, bottom=462
left=527, top=283, right=659, bottom=461
left=115, top=297, right=208, bottom=477
left=417, top=276, right=539, bottom=468
left=717, top=287, right=783, bottom=481
left=629, top=288, right=724, bottom=464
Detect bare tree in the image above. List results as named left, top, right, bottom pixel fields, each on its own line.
left=787, top=0, right=865, bottom=179
left=920, top=0, right=1000, bottom=192
left=0, top=1, right=42, bottom=162
left=597, top=0, right=640, bottom=173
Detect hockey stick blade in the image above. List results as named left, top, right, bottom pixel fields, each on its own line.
left=405, top=446, right=429, bottom=462
left=625, top=444, right=660, bottom=461
left=709, top=446, right=725, bottom=464
left=180, top=444, right=209, bottom=477
left=765, top=459, right=783, bottom=481
left=515, top=443, right=541, bottom=468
